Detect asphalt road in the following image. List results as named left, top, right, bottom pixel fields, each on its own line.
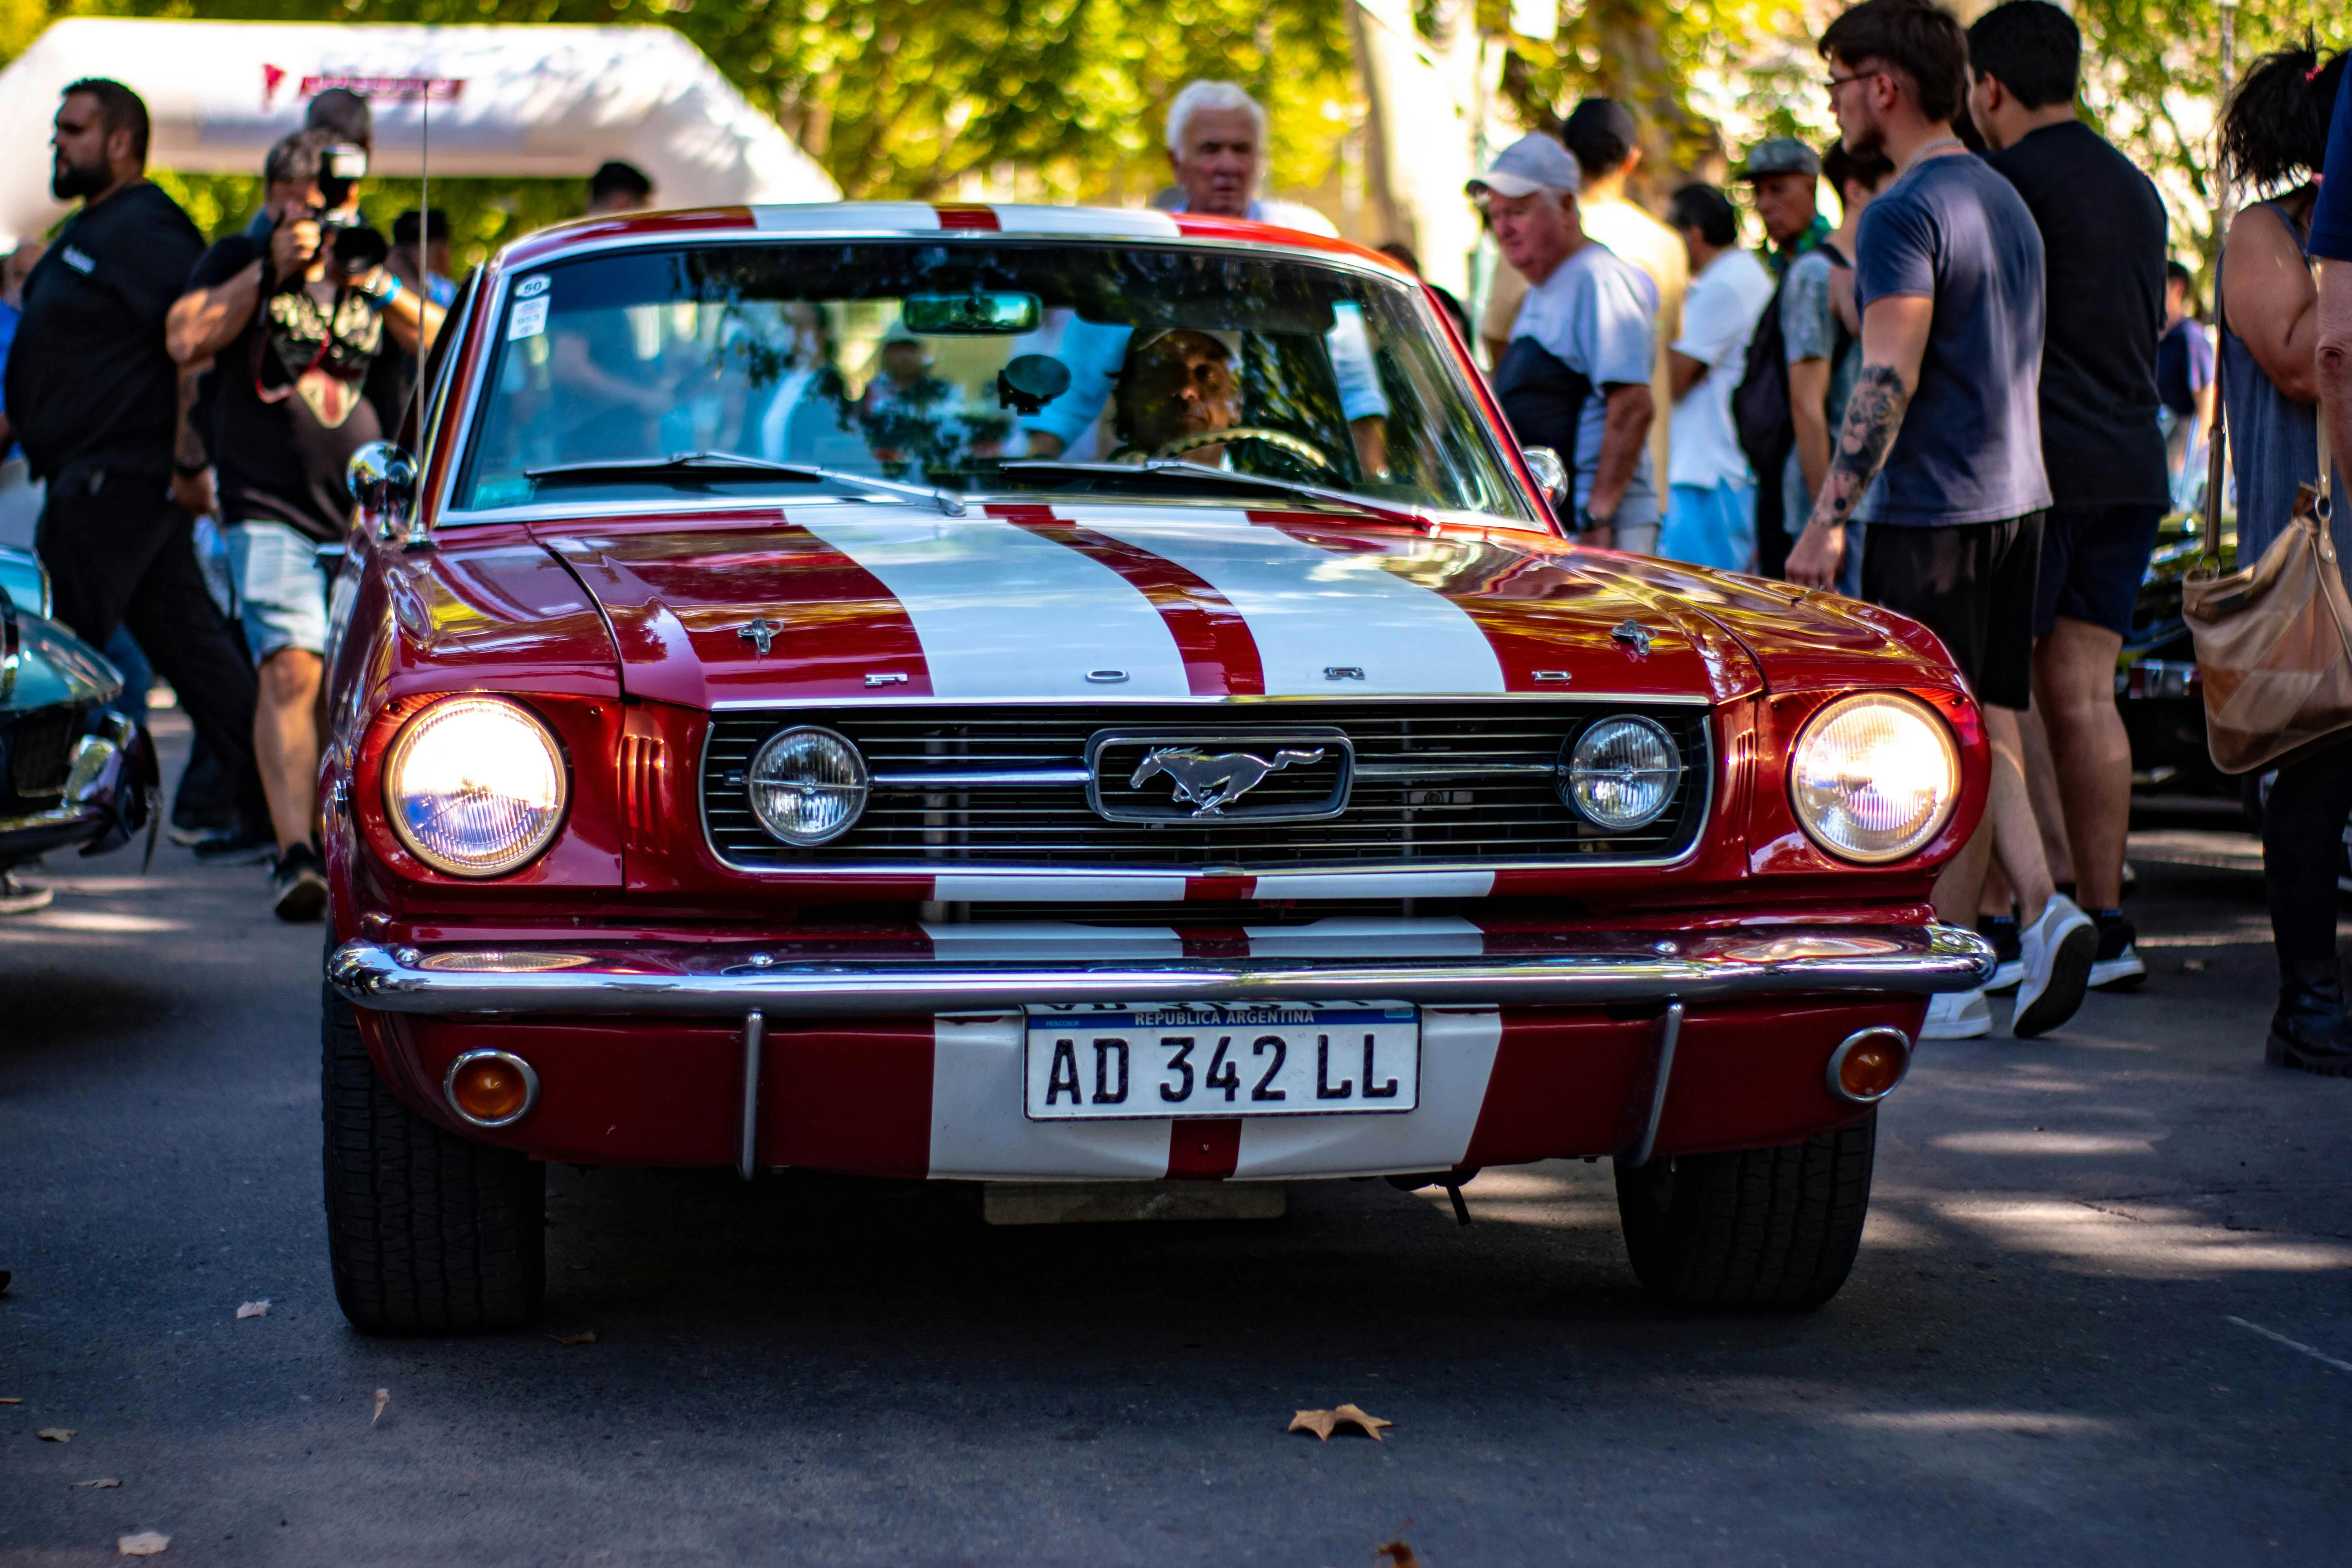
left=3, top=717, right=2348, bottom=1566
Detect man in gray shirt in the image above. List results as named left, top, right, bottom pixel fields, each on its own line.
left=1469, top=133, right=1659, bottom=548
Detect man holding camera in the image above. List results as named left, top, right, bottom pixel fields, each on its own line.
left=167, top=127, right=442, bottom=920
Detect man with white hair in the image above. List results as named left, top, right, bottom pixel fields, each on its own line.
left=1021, top=82, right=1389, bottom=471
left=1161, top=80, right=1334, bottom=234
left=1469, top=132, right=1659, bottom=549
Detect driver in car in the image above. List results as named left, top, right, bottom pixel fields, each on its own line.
left=1109, top=329, right=1240, bottom=466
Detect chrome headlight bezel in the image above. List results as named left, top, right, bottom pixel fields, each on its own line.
left=381, top=696, right=570, bottom=878
left=1788, top=692, right=1961, bottom=865
left=747, top=725, right=870, bottom=846
left=1559, top=714, right=1682, bottom=832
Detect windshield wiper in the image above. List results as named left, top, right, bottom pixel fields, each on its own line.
left=523, top=453, right=967, bottom=516
left=992, top=460, right=1431, bottom=529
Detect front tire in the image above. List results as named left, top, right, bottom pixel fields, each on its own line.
left=1613, top=1116, right=1875, bottom=1310
left=322, top=986, right=545, bottom=1334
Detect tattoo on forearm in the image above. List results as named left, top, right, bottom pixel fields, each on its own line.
left=1811, top=363, right=1909, bottom=530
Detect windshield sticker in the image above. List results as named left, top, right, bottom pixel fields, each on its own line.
left=507, top=297, right=549, bottom=340
left=514, top=274, right=551, bottom=299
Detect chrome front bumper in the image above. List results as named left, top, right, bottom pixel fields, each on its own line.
left=328, top=924, right=1996, bottom=1017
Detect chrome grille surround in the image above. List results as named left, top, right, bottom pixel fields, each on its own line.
left=699, top=699, right=1714, bottom=876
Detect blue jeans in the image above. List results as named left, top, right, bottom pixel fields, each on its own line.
left=1660, top=479, right=1756, bottom=573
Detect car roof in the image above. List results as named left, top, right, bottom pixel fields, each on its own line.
left=492, top=202, right=1418, bottom=280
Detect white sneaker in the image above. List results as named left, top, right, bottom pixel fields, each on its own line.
left=1988, top=957, right=2024, bottom=994
left=2012, top=894, right=2097, bottom=1037
left=1922, top=988, right=1992, bottom=1039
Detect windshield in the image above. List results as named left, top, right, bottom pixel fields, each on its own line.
left=453, top=239, right=1536, bottom=525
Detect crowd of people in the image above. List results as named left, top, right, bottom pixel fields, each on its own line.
left=0, top=74, right=656, bottom=921
left=3, top=1, right=2350, bottom=1077
left=1471, top=0, right=2351, bottom=1071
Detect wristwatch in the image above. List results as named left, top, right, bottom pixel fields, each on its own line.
left=1576, top=504, right=1615, bottom=535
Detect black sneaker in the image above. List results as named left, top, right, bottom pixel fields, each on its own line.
left=2089, top=910, right=2146, bottom=991
left=193, top=821, right=278, bottom=866
left=271, top=842, right=328, bottom=923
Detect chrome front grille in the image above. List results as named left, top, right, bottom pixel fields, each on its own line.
left=700, top=701, right=1712, bottom=873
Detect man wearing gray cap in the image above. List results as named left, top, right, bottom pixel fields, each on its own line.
left=1469, top=133, right=1659, bottom=549
left=1741, top=136, right=1832, bottom=277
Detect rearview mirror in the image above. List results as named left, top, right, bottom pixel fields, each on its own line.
left=901, top=291, right=1043, bottom=335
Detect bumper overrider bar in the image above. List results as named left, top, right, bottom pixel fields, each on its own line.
left=327, top=925, right=1995, bottom=1017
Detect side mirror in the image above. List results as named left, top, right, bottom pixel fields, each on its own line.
left=1521, top=445, right=1569, bottom=506
left=346, top=442, right=422, bottom=548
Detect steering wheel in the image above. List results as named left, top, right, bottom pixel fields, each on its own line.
left=1149, top=426, right=1335, bottom=471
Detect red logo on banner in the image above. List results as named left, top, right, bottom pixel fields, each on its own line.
left=262, top=65, right=465, bottom=109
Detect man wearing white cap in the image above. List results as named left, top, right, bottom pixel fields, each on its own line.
left=1469, top=133, right=1659, bottom=550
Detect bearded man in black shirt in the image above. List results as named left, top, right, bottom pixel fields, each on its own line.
left=1, top=79, right=270, bottom=866
left=168, top=128, right=442, bottom=920
left=1968, top=1, right=2167, bottom=994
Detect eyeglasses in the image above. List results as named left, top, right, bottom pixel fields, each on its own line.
left=1824, top=69, right=1883, bottom=96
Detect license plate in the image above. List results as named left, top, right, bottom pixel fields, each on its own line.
left=1023, top=1001, right=1420, bottom=1121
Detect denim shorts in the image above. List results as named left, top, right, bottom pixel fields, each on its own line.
left=225, top=519, right=330, bottom=666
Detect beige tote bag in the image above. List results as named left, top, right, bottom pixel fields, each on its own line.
left=2183, top=418, right=2348, bottom=774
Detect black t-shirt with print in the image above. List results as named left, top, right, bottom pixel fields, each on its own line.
left=187, top=232, right=407, bottom=543
left=4, top=182, right=205, bottom=480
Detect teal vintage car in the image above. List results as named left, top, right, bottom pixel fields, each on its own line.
left=0, top=545, right=157, bottom=910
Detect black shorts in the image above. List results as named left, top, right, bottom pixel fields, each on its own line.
left=1860, top=514, right=2042, bottom=711
left=2034, top=502, right=2164, bottom=637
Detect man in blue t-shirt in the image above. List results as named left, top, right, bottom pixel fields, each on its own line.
left=1785, top=0, right=2092, bottom=1045
left=1467, top=132, right=1659, bottom=549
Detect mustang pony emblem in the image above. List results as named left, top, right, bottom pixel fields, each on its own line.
left=1128, top=747, right=1327, bottom=816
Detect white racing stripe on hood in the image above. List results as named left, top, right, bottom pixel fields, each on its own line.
left=796, top=514, right=1190, bottom=698
left=1073, top=512, right=1505, bottom=695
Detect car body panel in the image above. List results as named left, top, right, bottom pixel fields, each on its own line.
left=1, top=546, right=158, bottom=870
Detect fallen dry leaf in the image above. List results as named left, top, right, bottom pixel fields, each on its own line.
left=117, top=1531, right=169, bottom=1556
left=549, top=1330, right=597, bottom=1346
left=1376, top=1542, right=1420, bottom=1568
left=372, top=1389, right=389, bottom=1426
left=1288, top=1403, right=1394, bottom=1442
left=72, top=1478, right=122, bottom=1489
left=235, top=1301, right=269, bottom=1320
left=37, top=1428, right=75, bottom=1442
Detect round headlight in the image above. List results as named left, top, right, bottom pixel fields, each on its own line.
left=1790, top=693, right=1960, bottom=863
left=383, top=696, right=568, bottom=877
left=1561, top=715, right=1680, bottom=831
left=747, top=726, right=869, bottom=846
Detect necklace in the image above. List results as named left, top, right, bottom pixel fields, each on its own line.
left=1903, top=136, right=1965, bottom=171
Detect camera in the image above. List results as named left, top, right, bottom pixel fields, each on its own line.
left=301, top=142, right=389, bottom=275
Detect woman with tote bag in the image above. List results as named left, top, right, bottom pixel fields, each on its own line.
left=2194, top=46, right=2352, bottom=1076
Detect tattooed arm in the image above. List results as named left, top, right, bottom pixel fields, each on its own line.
left=1784, top=293, right=1933, bottom=589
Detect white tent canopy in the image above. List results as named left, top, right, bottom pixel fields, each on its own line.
left=0, top=19, right=840, bottom=248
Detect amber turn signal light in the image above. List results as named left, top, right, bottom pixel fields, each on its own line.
left=1825, top=1027, right=1911, bottom=1105
left=444, top=1049, right=540, bottom=1127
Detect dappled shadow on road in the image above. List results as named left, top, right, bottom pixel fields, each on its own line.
left=0, top=967, right=185, bottom=1060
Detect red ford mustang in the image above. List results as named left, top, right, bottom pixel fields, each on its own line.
left=319, top=202, right=1992, bottom=1333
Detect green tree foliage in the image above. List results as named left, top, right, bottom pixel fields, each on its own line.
left=2074, top=0, right=2350, bottom=267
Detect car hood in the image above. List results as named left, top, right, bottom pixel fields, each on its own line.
left=531, top=503, right=1949, bottom=710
